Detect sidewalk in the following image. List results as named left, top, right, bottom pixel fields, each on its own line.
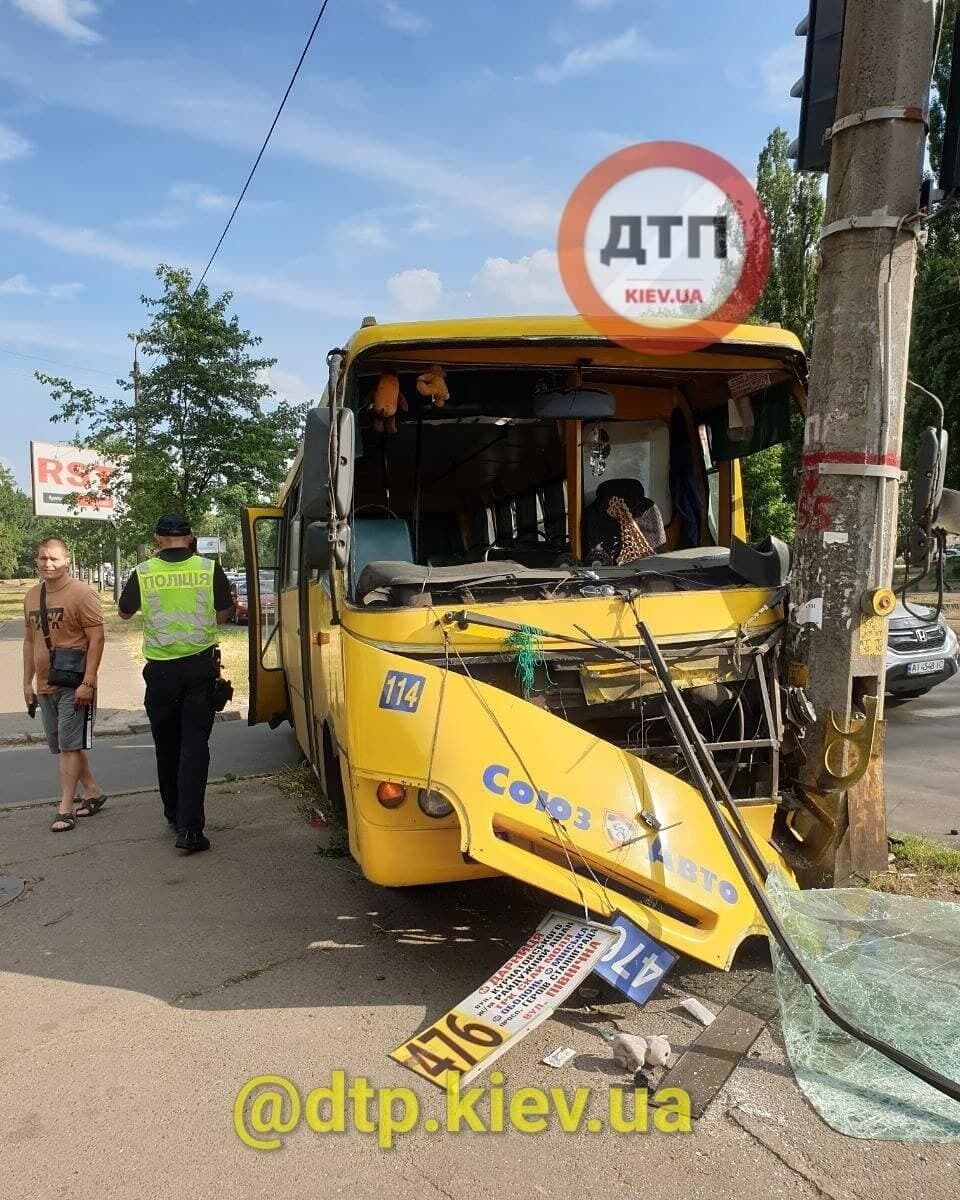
left=0, top=595, right=242, bottom=746
left=0, top=779, right=951, bottom=1199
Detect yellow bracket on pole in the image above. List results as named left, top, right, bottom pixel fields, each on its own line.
left=822, top=696, right=880, bottom=789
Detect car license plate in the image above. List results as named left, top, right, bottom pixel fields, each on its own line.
left=907, top=659, right=945, bottom=676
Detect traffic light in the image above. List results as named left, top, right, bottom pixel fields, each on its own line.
left=789, top=1, right=847, bottom=173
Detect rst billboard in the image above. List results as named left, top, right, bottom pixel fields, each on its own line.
left=30, top=441, right=126, bottom=522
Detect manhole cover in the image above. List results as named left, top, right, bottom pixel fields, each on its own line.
left=0, top=876, right=25, bottom=907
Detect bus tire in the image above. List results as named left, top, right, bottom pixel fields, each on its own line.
left=321, top=723, right=348, bottom=825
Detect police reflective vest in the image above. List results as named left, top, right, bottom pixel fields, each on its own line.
left=135, top=555, right=217, bottom=661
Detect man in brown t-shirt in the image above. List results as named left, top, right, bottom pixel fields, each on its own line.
left=22, top=537, right=107, bottom=831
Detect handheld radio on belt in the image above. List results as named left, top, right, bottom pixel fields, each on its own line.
left=212, top=646, right=233, bottom=712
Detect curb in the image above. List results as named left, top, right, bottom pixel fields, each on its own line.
left=0, top=770, right=281, bottom=813
left=0, top=706, right=245, bottom=748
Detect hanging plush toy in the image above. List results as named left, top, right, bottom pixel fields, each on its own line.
left=416, top=364, right=449, bottom=408
left=372, top=371, right=407, bottom=434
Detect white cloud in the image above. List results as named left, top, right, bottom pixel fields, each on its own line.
left=258, top=366, right=316, bottom=408
left=48, top=281, right=84, bottom=299
left=342, top=215, right=391, bottom=250
left=120, top=182, right=234, bottom=232
left=375, top=1, right=429, bottom=34
left=0, top=318, right=85, bottom=350
left=0, top=121, right=32, bottom=163
left=117, top=210, right=183, bottom=233
left=0, top=272, right=38, bottom=295
left=0, top=202, right=359, bottom=317
left=0, top=54, right=559, bottom=236
left=575, top=129, right=638, bottom=157
left=409, top=213, right=439, bottom=235
left=536, top=27, right=663, bottom=83
left=762, top=42, right=804, bottom=109
left=471, top=249, right=570, bottom=312
left=387, top=268, right=443, bottom=317
left=11, top=0, right=101, bottom=44
left=169, top=182, right=231, bottom=211
left=0, top=273, right=84, bottom=299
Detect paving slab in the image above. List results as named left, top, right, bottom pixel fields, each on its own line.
left=0, top=780, right=955, bottom=1199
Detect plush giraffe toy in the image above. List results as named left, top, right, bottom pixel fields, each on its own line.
left=372, top=371, right=407, bottom=434
left=416, top=364, right=449, bottom=408
left=607, top=495, right=656, bottom=563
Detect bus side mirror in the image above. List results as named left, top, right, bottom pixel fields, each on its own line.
left=332, top=408, right=355, bottom=521
left=304, top=521, right=330, bottom=570
left=301, top=406, right=356, bottom=522
left=302, top=407, right=332, bottom=521
left=303, top=520, right=351, bottom=572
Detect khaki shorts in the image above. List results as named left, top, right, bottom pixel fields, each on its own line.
left=38, top=690, right=95, bottom=754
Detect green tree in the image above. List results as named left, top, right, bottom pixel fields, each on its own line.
left=741, top=128, right=826, bottom=542
left=0, top=466, right=42, bottom=577
left=741, top=446, right=796, bottom=544
left=754, top=127, right=825, bottom=347
left=908, top=0, right=960, bottom=493
left=36, top=265, right=305, bottom=535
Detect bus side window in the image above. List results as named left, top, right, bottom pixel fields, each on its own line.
left=284, top=478, right=302, bottom=588
left=514, top=493, right=538, bottom=543
left=540, top=481, right=567, bottom=546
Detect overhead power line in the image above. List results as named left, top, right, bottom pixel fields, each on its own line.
left=0, top=345, right=119, bottom=378
left=195, top=1, right=333, bottom=291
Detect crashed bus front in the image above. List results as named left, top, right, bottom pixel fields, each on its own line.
left=244, top=316, right=809, bottom=971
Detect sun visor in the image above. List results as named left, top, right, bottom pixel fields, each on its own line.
left=704, top=380, right=795, bottom=461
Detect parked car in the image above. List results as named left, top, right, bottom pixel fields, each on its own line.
left=230, top=579, right=249, bottom=624
left=886, top=600, right=959, bottom=698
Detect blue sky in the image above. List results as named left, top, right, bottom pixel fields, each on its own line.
left=0, top=0, right=803, bottom=490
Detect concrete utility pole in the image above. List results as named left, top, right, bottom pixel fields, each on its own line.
left=790, top=0, right=937, bottom=884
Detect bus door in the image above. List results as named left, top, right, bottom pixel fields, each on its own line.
left=242, top=506, right=290, bottom=727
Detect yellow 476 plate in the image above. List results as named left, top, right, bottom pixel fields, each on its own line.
left=389, top=1009, right=508, bottom=1088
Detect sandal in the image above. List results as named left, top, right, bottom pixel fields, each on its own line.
left=76, top=795, right=108, bottom=818
left=51, top=811, right=76, bottom=832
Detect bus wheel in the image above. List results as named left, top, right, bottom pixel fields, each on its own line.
left=321, top=724, right=347, bottom=825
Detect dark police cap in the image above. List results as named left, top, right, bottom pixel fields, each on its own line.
left=154, top=514, right=193, bottom=536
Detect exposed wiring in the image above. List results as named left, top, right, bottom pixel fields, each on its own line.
left=423, top=630, right=451, bottom=798
left=195, top=2, right=333, bottom=290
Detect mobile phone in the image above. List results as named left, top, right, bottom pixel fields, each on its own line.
left=27, top=696, right=37, bottom=719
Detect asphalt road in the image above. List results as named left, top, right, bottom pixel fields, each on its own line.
left=885, top=670, right=960, bottom=841
left=0, top=720, right=302, bottom=807
left=3, top=677, right=956, bottom=839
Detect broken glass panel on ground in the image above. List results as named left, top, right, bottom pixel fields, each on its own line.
left=0, top=876, right=25, bottom=908
left=766, top=868, right=960, bottom=1140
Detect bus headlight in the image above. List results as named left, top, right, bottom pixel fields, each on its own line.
left=418, top=788, right=454, bottom=819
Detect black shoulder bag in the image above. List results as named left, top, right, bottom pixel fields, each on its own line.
left=40, top=583, right=87, bottom=688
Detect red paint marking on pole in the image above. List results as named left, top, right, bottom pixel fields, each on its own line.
left=801, top=450, right=900, bottom=469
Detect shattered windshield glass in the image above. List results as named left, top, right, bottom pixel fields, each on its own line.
left=766, top=869, right=960, bottom=1141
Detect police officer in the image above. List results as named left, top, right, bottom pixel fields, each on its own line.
left=119, top=515, right=234, bottom=853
